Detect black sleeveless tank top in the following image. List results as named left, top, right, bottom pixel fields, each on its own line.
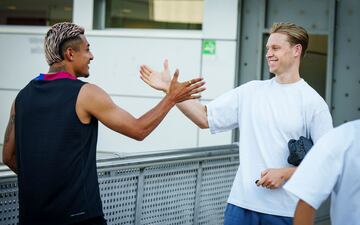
left=15, top=73, right=103, bottom=225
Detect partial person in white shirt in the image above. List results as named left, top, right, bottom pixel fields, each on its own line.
left=284, top=119, right=360, bottom=225
left=139, top=22, right=333, bottom=225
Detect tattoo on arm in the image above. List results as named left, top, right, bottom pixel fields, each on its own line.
left=4, top=114, right=15, bottom=144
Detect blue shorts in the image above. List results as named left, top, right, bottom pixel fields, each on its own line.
left=223, top=203, right=292, bottom=225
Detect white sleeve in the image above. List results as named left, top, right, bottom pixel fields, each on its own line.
left=207, top=87, right=240, bottom=134
left=310, top=106, right=333, bottom=143
left=284, top=125, right=350, bottom=209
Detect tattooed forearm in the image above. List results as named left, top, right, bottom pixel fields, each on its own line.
left=4, top=114, right=15, bottom=144
left=3, top=102, right=17, bottom=173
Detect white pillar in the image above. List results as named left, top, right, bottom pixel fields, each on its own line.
left=73, top=0, right=94, bottom=30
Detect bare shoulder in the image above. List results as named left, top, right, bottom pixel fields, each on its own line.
left=79, top=83, right=108, bottom=98
left=77, top=83, right=115, bottom=116
left=76, top=83, right=113, bottom=123
left=78, top=83, right=114, bottom=106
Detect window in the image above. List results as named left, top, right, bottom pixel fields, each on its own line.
left=94, top=0, right=203, bottom=30
left=0, top=0, right=72, bottom=26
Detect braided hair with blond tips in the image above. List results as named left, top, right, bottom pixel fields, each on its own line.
left=44, top=22, right=84, bottom=65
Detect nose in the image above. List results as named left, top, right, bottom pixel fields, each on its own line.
left=266, top=49, right=272, bottom=59
left=90, top=51, right=94, bottom=60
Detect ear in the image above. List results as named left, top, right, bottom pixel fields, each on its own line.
left=63, top=48, right=75, bottom=62
left=293, top=44, right=302, bottom=57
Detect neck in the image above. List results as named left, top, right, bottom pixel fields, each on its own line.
left=275, top=72, right=301, bottom=84
left=48, top=63, right=77, bottom=78
left=274, top=62, right=301, bottom=84
left=48, top=64, right=66, bottom=73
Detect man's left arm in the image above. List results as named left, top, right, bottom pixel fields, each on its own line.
left=2, top=101, right=17, bottom=174
left=294, top=200, right=316, bottom=225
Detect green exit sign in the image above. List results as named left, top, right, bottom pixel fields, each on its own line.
left=202, top=40, right=216, bottom=55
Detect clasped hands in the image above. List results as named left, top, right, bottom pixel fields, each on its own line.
left=139, top=59, right=205, bottom=103
left=256, top=167, right=295, bottom=190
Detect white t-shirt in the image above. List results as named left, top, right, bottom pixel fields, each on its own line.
left=207, top=78, right=333, bottom=217
left=284, top=120, right=360, bottom=225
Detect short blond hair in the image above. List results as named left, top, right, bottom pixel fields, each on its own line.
left=270, top=22, right=309, bottom=58
left=44, top=22, right=85, bottom=65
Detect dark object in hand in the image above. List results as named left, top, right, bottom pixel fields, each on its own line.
left=287, top=136, right=313, bottom=166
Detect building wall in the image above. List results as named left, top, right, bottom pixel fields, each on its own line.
left=0, top=0, right=359, bottom=156
left=0, top=0, right=238, bottom=154
left=331, top=0, right=360, bottom=125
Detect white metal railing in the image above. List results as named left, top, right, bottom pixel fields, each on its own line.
left=0, top=144, right=330, bottom=225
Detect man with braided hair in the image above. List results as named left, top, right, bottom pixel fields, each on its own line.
left=2, top=22, right=205, bottom=225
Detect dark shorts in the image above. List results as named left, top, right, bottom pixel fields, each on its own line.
left=224, top=203, right=292, bottom=225
left=70, top=216, right=107, bottom=225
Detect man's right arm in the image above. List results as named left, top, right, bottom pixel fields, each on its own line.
left=176, top=100, right=209, bottom=129
left=77, top=70, right=205, bottom=140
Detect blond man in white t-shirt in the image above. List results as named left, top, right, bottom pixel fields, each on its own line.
left=139, top=22, right=333, bottom=225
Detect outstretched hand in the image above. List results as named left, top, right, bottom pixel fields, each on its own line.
left=140, top=59, right=171, bottom=93
left=166, top=69, right=205, bottom=103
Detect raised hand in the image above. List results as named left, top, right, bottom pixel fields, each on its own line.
left=167, top=69, right=205, bottom=103
left=140, top=59, right=172, bottom=93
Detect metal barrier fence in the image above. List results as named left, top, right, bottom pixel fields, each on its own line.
left=0, top=144, right=330, bottom=225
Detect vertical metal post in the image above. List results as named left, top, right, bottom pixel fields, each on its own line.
left=134, top=168, right=145, bottom=225
left=256, top=0, right=267, bottom=80
left=193, top=161, right=203, bottom=225
left=93, top=0, right=106, bottom=29
left=325, top=0, right=337, bottom=108
left=233, top=0, right=243, bottom=143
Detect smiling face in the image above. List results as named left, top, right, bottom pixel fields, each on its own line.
left=71, top=35, right=94, bottom=78
left=265, top=32, right=300, bottom=76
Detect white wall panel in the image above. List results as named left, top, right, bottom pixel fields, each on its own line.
left=201, top=41, right=237, bottom=99
left=203, top=0, right=238, bottom=39
left=198, top=128, right=232, bottom=147
left=86, top=36, right=202, bottom=97
left=0, top=34, right=47, bottom=89
left=97, top=96, right=198, bottom=153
